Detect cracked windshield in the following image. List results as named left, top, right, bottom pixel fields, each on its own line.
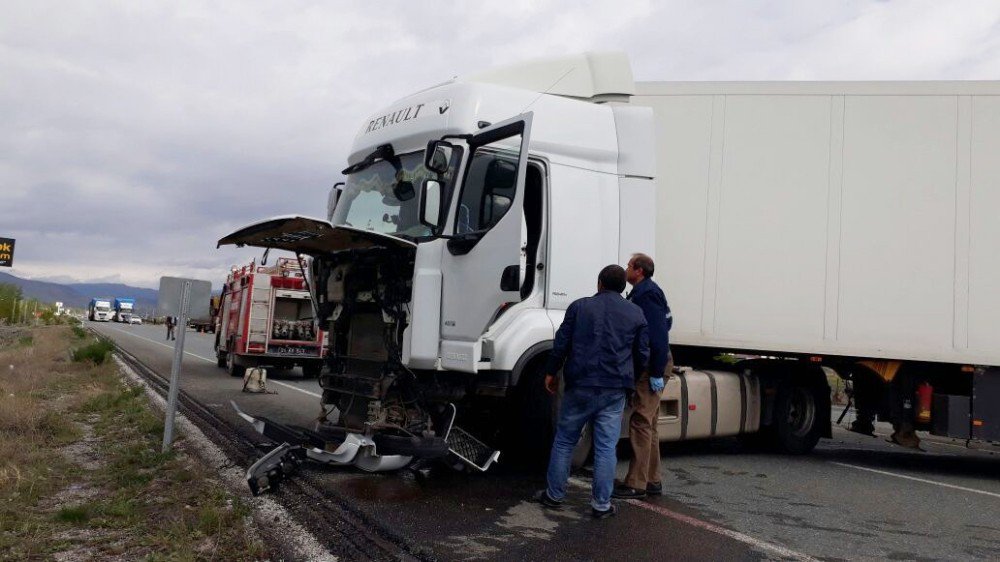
left=332, top=151, right=455, bottom=239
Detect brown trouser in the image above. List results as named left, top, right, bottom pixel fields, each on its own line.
left=624, top=357, right=672, bottom=490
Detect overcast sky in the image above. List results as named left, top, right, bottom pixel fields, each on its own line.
left=2, top=1, right=999, bottom=289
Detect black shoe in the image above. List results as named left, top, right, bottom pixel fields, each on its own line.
left=532, top=489, right=563, bottom=509
left=611, top=484, right=646, bottom=499
left=592, top=503, right=618, bottom=519
left=645, top=482, right=663, bottom=496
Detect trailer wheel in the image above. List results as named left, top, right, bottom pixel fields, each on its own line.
left=216, top=351, right=226, bottom=369
left=772, top=384, right=822, bottom=454
left=226, top=352, right=246, bottom=378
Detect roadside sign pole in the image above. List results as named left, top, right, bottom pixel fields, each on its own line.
left=162, top=280, right=192, bottom=453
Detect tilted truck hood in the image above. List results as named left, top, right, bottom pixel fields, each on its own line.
left=217, top=215, right=417, bottom=256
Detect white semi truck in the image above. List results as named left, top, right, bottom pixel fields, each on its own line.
left=88, top=298, right=113, bottom=322
left=221, top=53, right=1000, bottom=485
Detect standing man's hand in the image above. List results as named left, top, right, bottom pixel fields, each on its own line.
left=649, top=377, right=665, bottom=394
left=544, top=374, right=558, bottom=395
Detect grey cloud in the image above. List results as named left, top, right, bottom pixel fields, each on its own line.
left=2, top=0, right=999, bottom=288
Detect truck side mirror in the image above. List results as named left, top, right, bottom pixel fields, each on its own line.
left=419, top=179, right=442, bottom=229
left=425, top=140, right=455, bottom=174
left=327, top=182, right=344, bottom=222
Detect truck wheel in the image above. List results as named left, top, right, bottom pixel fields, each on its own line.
left=226, top=352, right=246, bottom=378
left=772, top=384, right=822, bottom=454
left=302, top=364, right=322, bottom=379
left=216, top=351, right=226, bottom=368
left=506, top=365, right=556, bottom=466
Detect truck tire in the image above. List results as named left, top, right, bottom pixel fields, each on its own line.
left=216, top=351, right=226, bottom=369
left=226, top=352, right=246, bottom=378
left=771, top=383, right=822, bottom=454
left=302, top=364, right=322, bottom=379
left=507, top=364, right=556, bottom=466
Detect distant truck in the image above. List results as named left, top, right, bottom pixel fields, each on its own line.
left=88, top=298, right=113, bottom=322
left=113, top=298, right=135, bottom=323
left=214, top=258, right=325, bottom=378
left=189, top=295, right=221, bottom=333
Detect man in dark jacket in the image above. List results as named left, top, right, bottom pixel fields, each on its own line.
left=614, top=253, right=673, bottom=499
left=534, top=265, right=649, bottom=519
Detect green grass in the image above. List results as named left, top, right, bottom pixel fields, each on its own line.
left=71, top=326, right=87, bottom=339
left=71, top=338, right=115, bottom=365
left=55, top=505, right=90, bottom=524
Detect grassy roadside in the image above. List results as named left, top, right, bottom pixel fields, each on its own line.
left=0, top=326, right=268, bottom=560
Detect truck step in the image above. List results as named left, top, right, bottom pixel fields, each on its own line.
left=446, top=426, right=500, bottom=471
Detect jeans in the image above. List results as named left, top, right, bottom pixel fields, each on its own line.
left=546, top=386, right=627, bottom=511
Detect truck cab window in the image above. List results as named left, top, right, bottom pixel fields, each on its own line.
left=455, top=140, right=521, bottom=234
left=520, top=164, right=543, bottom=299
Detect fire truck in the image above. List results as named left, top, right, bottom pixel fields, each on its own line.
left=214, top=258, right=325, bottom=378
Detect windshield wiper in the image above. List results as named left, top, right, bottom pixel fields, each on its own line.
left=341, top=144, right=399, bottom=175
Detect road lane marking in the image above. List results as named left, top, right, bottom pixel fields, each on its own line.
left=102, top=324, right=218, bottom=362
left=829, top=462, right=1000, bottom=499
left=101, top=325, right=324, bottom=399
left=567, top=477, right=819, bottom=561
left=269, top=380, right=323, bottom=398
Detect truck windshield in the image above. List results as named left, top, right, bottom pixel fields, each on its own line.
left=332, top=150, right=459, bottom=239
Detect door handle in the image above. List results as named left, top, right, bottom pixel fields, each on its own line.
left=500, top=265, right=520, bottom=292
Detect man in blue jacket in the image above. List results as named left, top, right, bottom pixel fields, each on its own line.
left=534, top=265, right=649, bottom=519
left=614, top=253, right=673, bottom=499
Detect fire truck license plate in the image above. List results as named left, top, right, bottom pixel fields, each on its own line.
left=269, top=345, right=311, bottom=356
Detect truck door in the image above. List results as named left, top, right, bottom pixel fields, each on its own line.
left=439, top=114, right=533, bottom=373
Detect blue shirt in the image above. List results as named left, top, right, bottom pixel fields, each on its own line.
left=627, top=277, right=672, bottom=378
left=544, top=290, right=649, bottom=390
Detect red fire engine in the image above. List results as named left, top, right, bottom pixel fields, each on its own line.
left=214, top=258, right=325, bottom=378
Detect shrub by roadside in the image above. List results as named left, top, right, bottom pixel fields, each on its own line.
left=71, top=337, right=115, bottom=365
left=0, top=327, right=268, bottom=560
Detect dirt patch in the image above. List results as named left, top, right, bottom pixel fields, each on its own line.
left=58, top=420, right=104, bottom=470
left=37, top=482, right=104, bottom=512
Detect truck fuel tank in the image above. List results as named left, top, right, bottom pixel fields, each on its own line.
left=657, top=368, right=761, bottom=442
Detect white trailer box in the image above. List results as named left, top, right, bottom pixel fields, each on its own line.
left=630, top=83, right=1000, bottom=367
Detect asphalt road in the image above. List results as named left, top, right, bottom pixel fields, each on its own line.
left=92, top=321, right=1000, bottom=561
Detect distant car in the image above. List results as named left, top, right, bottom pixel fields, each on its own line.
left=129, top=316, right=143, bottom=325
